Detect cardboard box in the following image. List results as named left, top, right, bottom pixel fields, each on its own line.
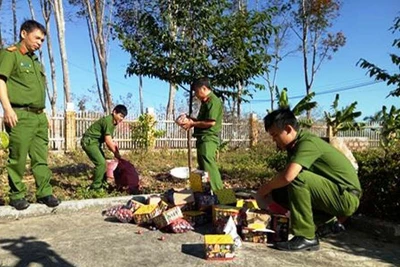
left=270, top=214, right=289, bottom=242
left=147, top=195, right=162, bottom=205
left=212, top=205, right=241, bottom=225
left=214, top=189, right=237, bottom=205
left=213, top=205, right=241, bottom=234
left=125, top=199, right=144, bottom=213
left=158, top=200, right=169, bottom=213
left=153, top=206, right=183, bottom=229
left=204, top=235, right=235, bottom=260
left=242, top=209, right=271, bottom=228
left=189, top=170, right=210, bottom=192
left=172, top=189, right=195, bottom=206
left=132, top=204, right=160, bottom=225
left=182, top=210, right=210, bottom=227
left=236, top=199, right=259, bottom=209
left=240, top=227, right=270, bottom=243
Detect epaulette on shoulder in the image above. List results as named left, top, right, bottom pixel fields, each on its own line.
left=6, top=46, right=17, bottom=52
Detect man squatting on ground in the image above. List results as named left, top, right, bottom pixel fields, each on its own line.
left=81, top=105, right=127, bottom=191
left=256, top=108, right=362, bottom=251
left=177, top=78, right=224, bottom=191
left=0, top=20, right=60, bottom=210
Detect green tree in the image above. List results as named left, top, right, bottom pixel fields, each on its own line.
left=358, top=16, right=400, bottom=97
left=291, top=0, right=346, bottom=118
left=113, top=0, right=276, bottom=105
left=324, top=94, right=364, bottom=138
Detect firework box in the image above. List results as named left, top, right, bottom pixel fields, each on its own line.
left=182, top=210, right=210, bottom=227
left=132, top=204, right=160, bottom=225
left=214, top=189, right=237, bottom=205
left=236, top=199, right=259, bottom=209
left=213, top=205, right=241, bottom=233
left=125, top=199, right=144, bottom=213
left=147, top=195, right=162, bottom=205
left=158, top=200, right=169, bottom=213
left=153, top=206, right=183, bottom=229
left=240, top=227, right=274, bottom=243
left=189, top=170, right=210, bottom=192
left=204, top=235, right=235, bottom=260
left=242, top=209, right=271, bottom=228
left=212, top=205, right=241, bottom=225
left=172, top=189, right=195, bottom=206
left=270, top=214, right=290, bottom=242
left=194, top=192, right=218, bottom=210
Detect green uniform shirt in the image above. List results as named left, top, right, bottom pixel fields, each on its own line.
left=288, top=130, right=361, bottom=191
left=0, top=43, right=46, bottom=108
left=83, top=115, right=116, bottom=144
left=193, top=92, right=223, bottom=138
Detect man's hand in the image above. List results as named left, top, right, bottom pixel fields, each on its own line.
left=180, top=118, right=194, bottom=130
left=114, top=150, right=122, bottom=159
left=3, top=108, right=18, bottom=128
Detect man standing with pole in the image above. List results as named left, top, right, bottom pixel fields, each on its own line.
left=178, top=78, right=224, bottom=191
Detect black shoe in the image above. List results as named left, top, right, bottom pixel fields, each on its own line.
left=275, top=236, right=320, bottom=251
left=316, top=219, right=346, bottom=238
left=37, top=195, right=60, bottom=207
left=10, top=198, right=30, bottom=210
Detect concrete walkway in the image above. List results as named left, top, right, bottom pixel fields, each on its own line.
left=0, top=198, right=399, bottom=267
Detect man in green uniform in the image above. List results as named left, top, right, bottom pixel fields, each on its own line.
left=0, top=20, right=59, bottom=210
left=179, top=78, right=224, bottom=191
left=81, top=105, right=127, bottom=190
left=257, top=108, right=361, bottom=251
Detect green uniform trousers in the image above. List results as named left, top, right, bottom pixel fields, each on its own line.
left=196, top=136, right=223, bottom=191
left=272, top=170, right=360, bottom=239
left=81, top=137, right=106, bottom=189
left=6, top=109, right=53, bottom=201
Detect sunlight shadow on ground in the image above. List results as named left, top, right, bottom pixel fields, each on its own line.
left=0, top=236, right=74, bottom=267
left=322, top=230, right=400, bottom=266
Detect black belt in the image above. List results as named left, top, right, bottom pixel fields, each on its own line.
left=12, top=106, right=44, bottom=114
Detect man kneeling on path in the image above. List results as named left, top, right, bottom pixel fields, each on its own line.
left=256, top=108, right=361, bottom=251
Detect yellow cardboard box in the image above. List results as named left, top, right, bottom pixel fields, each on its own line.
left=204, top=235, right=235, bottom=260
left=132, top=204, right=160, bottom=225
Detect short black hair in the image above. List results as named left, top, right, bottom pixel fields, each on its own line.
left=20, top=20, right=46, bottom=37
left=263, top=108, right=299, bottom=132
left=113, top=104, right=128, bottom=117
left=190, top=77, right=211, bottom=91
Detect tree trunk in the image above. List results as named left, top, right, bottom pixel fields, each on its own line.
left=139, top=75, right=144, bottom=114
left=85, top=15, right=105, bottom=110
left=41, top=0, right=58, bottom=116
left=84, top=0, right=113, bottom=113
left=166, top=83, right=176, bottom=119
left=52, top=0, right=72, bottom=105
left=12, top=0, right=17, bottom=43
left=166, top=0, right=177, bottom=120
left=236, top=82, right=242, bottom=118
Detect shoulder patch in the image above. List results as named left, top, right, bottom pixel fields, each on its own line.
left=6, top=46, right=17, bottom=52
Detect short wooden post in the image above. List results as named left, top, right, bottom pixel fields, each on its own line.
left=65, top=102, right=76, bottom=152
left=249, top=113, right=258, bottom=148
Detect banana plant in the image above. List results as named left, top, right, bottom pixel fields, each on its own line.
left=379, top=105, right=400, bottom=151
left=324, top=94, right=365, bottom=138
left=0, top=132, right=9, bottom=150
left=275, top=87, right=317, bottom=128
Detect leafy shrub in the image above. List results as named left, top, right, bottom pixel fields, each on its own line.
left=131, top=114, right=166, bottom=151
left=355, top=148, right=400, bottom=223
left=265, top=150, right=287, bottom=172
